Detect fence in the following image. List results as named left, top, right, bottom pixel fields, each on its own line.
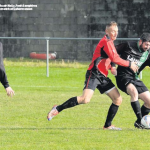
left=0, top=37, right=140, bottom=77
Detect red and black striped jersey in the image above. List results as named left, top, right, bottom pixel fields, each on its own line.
left=88, top=35, right=130, bottom=77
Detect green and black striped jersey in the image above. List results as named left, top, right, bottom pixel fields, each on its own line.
left=115, top=41, right=150, bottom=79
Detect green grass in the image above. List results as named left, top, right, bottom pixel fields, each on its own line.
left=0, top=58, right=150, bottom=150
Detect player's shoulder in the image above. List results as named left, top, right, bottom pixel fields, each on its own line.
left=118, top=42, right=128, bottom=46
left=128, top=41, right=137, bottom=48
left=98, top=35, right=110, bottom=46
left=115, top=42, right=128, bottom=49
left=101, top=35, right=111, bottom=42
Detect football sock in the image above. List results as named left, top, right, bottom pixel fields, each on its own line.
left=56, top=97, right=78, bottom=112
left=141, top=105, right=150, bottom=117
left=104, top=103, right=119, bottom=128
left=131, top=101, right=142, bottom=123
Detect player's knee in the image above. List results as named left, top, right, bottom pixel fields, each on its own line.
left=144, top=100, right=150, bottom=109
left=78, top=96, right=90, bottom=104
left=81, top=97, right=90, bottom=104
left=84, top=97, right=91, bottom=104
left=113, top=96, right=122, bottom=106
left=118, top=96, right=123, bottom=105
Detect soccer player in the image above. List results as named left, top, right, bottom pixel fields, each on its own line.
left=0, top=42, right=15, bottom=97
left=115, top=33, right=150, bottom=129
left=47, top=21, right=138, bottom=130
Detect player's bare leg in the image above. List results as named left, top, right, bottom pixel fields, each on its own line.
left=127, top=83, right=144, bottom=128
left=77, top=89, right=94, bottom=104
left=103, top=87, right=122, bottom=130
left=47, top=89, right=94, bottom=121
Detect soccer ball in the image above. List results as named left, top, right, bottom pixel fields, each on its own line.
left=141, top=115, right=150, bottom=128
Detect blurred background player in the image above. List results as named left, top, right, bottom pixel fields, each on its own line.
left=47, top=21, right=138, bottom=130
left=115, top=33, right=150, bottom=129
left=0, top=42, right=15, bottom=97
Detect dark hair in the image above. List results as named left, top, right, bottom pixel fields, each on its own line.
left=140, top=33, right=150, bottom=42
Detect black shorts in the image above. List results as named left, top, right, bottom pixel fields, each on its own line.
left=83, top=70, right=115, bottom=94
left=116, top=76, right=148, bottom=94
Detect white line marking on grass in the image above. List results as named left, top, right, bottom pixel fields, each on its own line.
left=12, top=85, right=79, bottom=88
left=0, top=127, right=100, bottom=130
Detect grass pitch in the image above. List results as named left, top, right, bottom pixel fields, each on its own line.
left=0, top=58, right=150, bottom=150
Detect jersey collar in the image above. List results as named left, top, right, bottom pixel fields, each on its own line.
left=106, top=34, right=110, bottom=39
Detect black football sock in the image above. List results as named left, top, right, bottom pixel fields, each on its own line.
left=131, top=101, right=142, bottom=123
left=141, top=105, right=150, bottom=117
left=104, top=103, right=119, bottom=128
left=56, top=97, right=78, bottom=112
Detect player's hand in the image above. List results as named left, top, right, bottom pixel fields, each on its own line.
left=130, top=62, right=138, bottom=73
left=5, top=87, right=15, bottom=97
left=111, top=67, right=117, bottom=76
